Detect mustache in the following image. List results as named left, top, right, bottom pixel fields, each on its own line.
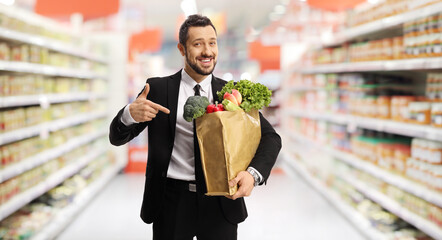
left=199, top=54, right=213, bottom=58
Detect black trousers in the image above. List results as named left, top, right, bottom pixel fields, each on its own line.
left=152, top=178, right=237, bottom=240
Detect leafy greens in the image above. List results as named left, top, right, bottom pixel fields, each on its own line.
left=217, top=80, right=272, bottom=112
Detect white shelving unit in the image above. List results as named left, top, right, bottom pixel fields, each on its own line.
left=298, top=58, right=442, bottom=74
left=0, top=129, right=107, bottom=183
left=0, top=93, right=107, bottom=108
left=0, top=147, right=108, bottom=221
left=0, top=4, right=115, bottom=237
left=31, top=161, right=125, bottom=240
left=0, top=111, right=107, bottom=146
left=289, top=110, right=442, bottom=141
left=340, top=175, right=442, bottom=240
left=282, top=1, right=442, bottom=239
left=321, top=2, right=442, bottom=47
left=0, top=4, right=107, bottom=64
left=281, top=150, right=389, bottom=240
left=0, top=27, right=107, bottom=64
left=0, top=60, right=107, bottom=79
left=288, top=132, right=442, bottom=208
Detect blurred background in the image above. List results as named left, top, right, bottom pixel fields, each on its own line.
left=1, top=0, right=442, bottom=239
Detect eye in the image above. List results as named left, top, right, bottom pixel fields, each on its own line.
left=194, top=42, right=201, bottom=47
left=210, top=42, right=216, bottom=46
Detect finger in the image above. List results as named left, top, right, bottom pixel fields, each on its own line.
left=138, top=83, right=150, bottom=99
left=149, top=101, right=170, bottom=114
left=229, top=177, right=239, bottom=187
left=230, top=190, right=242, bottom=200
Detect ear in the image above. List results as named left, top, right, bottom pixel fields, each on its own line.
left=177, top=43, right=185, bottom=56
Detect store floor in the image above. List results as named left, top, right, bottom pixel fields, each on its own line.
left=57, top=165, right=365, bottom=240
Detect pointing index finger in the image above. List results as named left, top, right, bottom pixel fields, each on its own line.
left=150, top=101, right=170, bottom=114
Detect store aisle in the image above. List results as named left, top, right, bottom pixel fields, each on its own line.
left=57, top=165, right=364, bottom=240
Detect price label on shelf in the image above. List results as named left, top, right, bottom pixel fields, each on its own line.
left=39, top=128, right=49, bottom=140
left=38, top=95, right=50, bottom=109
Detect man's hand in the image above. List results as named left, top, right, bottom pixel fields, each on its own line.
left=129, top=83, right=170, bottom=122
left=226, top=171, right=255, bottom=200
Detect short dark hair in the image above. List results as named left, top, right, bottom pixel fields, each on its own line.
left=179, top=14, right=217, bottom=47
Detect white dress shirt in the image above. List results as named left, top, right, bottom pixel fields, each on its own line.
left=121, top=69, right=263, bottom=183
left=122, top=69, right=212, bottom=181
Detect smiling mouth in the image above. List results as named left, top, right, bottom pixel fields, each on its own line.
left=198, top=58, right=213, bottom=65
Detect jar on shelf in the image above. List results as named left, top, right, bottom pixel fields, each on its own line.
left=428, top=141, right=442, bottom=164
left=431, top=102, right=442, bottom=127
left=393, top=144, right=410, bottom=174
left=377, top=94, right=391, bottom=119
left=408, top=101, right=431, bottom=124
left=411, top=138, right=424, bottom=161
left=392, top=36, right=404, bottom=59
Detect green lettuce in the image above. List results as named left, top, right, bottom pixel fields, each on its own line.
left=217, top=80, right=272, bottom=112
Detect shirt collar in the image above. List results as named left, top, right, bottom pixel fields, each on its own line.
left=181, top=69, right=212, bottom=94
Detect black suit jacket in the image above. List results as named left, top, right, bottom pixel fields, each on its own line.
left=109, top=70, right=281, bottom=224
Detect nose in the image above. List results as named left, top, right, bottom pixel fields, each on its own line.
left=202, top=44, right=211, bottom=56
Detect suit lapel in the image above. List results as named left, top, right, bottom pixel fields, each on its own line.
left=167, top=70, right=182, bottom=141
left=211, top=76, right=225, bottom=103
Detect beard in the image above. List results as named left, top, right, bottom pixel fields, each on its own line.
left=185, top=49, right=217, bottom=76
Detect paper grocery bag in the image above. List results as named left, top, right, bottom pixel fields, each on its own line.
left=195, top=109, right=261, bottom=196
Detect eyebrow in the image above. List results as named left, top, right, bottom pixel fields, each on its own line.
left=192, top=37, right=217, bottom=43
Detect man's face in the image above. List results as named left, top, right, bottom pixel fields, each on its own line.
left=180, top=26, right=218, bottom=76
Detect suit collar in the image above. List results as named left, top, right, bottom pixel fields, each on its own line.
left=167, top=70, right=182, bottom=140
left=211, top=75, right=225, bottom=103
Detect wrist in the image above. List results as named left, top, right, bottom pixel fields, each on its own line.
left=247, top=167, right=259, bottom=187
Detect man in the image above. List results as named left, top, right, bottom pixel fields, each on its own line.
left=109, top=14, right=281, bottom=240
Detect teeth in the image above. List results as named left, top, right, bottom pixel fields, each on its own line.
left=201, top=59, right=210, bottom=62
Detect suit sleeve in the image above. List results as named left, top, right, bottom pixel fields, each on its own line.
left=248, top=112, right=282, bottom=184
left=109, top=107, right=149, bottom=146
left=109, top=84, right=149, bottom=146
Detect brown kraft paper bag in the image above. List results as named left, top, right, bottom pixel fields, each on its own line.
left=195, top=109, right=261, bottom=196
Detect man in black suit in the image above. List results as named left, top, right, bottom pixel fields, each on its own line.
left=109, top=14, right=281, bottom=240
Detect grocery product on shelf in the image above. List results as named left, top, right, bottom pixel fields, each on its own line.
left=0, top=100, right=106, bottom=134
left=0, top=152, right=112, bottom=239
left=287, top=147, right=434, bottom=239
left=0, top=3, right=113, bottom=233
left=338, top=160, right=442, bottom=228
left=345, top=0, right=440, bottom=28
left=0, top=119, right=106, bottom=169
left=0, top=137, right=108, bottom=205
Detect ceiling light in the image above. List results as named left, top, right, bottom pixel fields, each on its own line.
left=269, top=12, right=282, bottom=21
left=181, top=0, right=197, bottom=17
left=222, top=72, right=233, bottom=81
left=240, top=72, right=252, bottom=81
left=274, top=5, right=286, bottom=14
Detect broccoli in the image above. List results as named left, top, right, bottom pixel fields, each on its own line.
left=183, top=96, right=210, bottom=122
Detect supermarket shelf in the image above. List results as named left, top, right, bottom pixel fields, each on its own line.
left=288, top=132, right=442, bottom=208
left=322, top=2, right=442, bottom=47
left=0, top=60, right=107, bottom=79
left=0, top=26, right=108, bottom=64
left=0, top=129, right=107, bottom=183
left=31, top=161, right=125, bottom=240
left=0, top=146, right=108, bottom=221
left=0, top=93, right=107, bottom=108
left=298, top=58, right=442, bottom=74
left=0, top=111, right=107, bottom=146
left=289, top=110, right=442, bottom=141
left=280, top=150, right=388, bottom=240
left=289, top=86, right=324, bottom=92
left=341, top=175, right=442, bottom=240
